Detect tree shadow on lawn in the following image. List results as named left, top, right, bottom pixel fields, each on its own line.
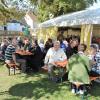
left=82, top=81, right=100, bottom=100
left=89, top=81, right=100, bottom=96
left=8, top=77, right=70, bottom=99
left=4, top=98, right=20, bottom=100
left=8, top=71, right=100, bottom=100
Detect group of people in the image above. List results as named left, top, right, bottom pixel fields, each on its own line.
left=0, top=37, right=44, bottom=73
left=0, top=35, right=100, bottom=95
left=43, top=35, right=100, bottom=95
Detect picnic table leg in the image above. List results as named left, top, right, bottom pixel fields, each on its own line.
left=14, top=68, right=15, bottom=75
left=60, top=68, right=65, bottom=83
left=60, top=68, right=63, bottom=82
left=8, top=68, right=10, bottom=76
left=80, top=94, right=85, bottom=100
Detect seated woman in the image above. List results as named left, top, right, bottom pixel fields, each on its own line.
left=28, top=40, right=43, bottom=72
left=94, top=50, right=100, bottom=75
left=68, top=44, right=90, bottom=95
left=87, top=44, right=100, bottom=76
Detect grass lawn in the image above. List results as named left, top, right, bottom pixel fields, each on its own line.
left=0, top=62, right=100, bottom=100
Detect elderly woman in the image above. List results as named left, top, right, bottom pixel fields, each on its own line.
left=44, top=41, right=67, bottom=82
left=68, top=44, right=90, bottom=95
left=88, top=44, right=100, bottom=76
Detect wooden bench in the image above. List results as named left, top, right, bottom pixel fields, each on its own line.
left=41, top=66, right=48, bottom=72
left=5, top=63, right=20, bottom=75
left=73, top=76, right=100, bottom=91
left=90, top=76, right=100, bottom=81
left=41, top=65, right=66, bottom=82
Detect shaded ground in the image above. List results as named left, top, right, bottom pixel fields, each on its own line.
left=0, top=63, right=100, bottom=100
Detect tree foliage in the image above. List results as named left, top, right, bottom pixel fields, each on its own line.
left=30, top=0, right=97, bottom=22
left=0, top=0, right=25, bottom=24
left=0, top=0, right=97, bottom=24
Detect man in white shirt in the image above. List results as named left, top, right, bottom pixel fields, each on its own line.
left=44, top=41, right=67, bottom=80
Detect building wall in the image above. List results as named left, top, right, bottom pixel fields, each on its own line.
left=63, top=26, right=100, bottom=38
left=0, top=22, right=24, bottom=32
left=93, top=26, right=100, bottom=37
left=7, top=23, right=23, bottom=32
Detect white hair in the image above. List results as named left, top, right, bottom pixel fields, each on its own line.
left=53, top=40, right=60, bottom=45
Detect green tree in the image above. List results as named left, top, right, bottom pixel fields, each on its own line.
left=0, top=0, right=25, bottom=24
left=30, top=0, right=97, bottom=22
left=0, top=0, right=97, bottom=24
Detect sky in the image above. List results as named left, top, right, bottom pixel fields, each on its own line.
left=5, top=0, right=34, bottom=11
left=5, top=0, right=100, bottom=11
left=88, top=0, right=100, bottom=9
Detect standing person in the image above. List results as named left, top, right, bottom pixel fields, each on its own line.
left=5, top=38, right=26, bottom=73
left=44, top=41, right=67, bottom=81
left=68, top=44, right=90, bottom=95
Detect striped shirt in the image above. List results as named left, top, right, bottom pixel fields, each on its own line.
left=5, top=45, right=15, bottom=60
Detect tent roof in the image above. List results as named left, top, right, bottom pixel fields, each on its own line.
left=39, top=8, right=100, bottom=28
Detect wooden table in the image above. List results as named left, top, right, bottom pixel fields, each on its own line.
left=15, top=50, right=33, bottom=73
left=16, top=50, right=32, bottom=56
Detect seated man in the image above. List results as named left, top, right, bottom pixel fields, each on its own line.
left=23, top=38, right=31, bottom=51
left=68, top=44, right=90, bottom=95
left=44, top=41, right=67, bottom=81
left=5, top=38, right=26, bottom=73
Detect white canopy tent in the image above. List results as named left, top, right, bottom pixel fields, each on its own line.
left=39, top=8, right=100, bottom=48
left=39, top=8, right=100, bottom=28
